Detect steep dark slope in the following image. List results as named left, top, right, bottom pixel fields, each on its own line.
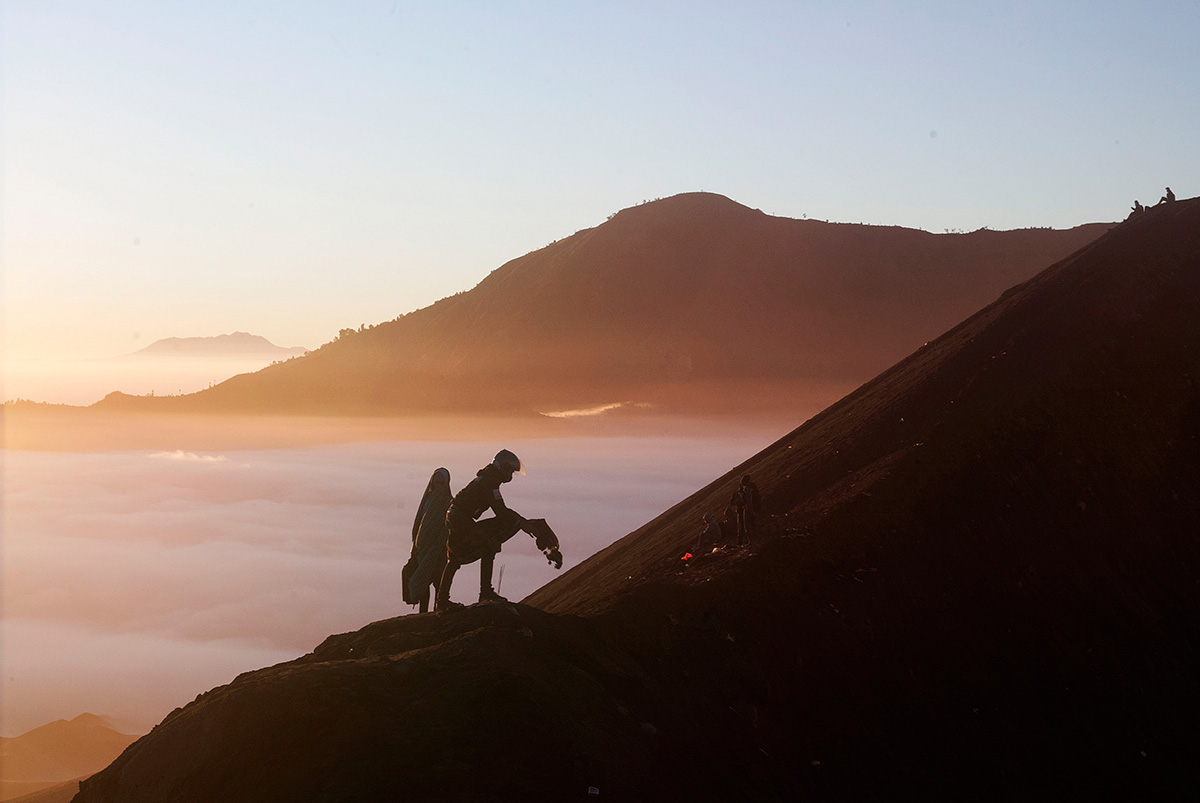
left=527, top=197, right=1200, bottom=793
left=529, top=197, right=1200, bottom=617
left=94, top=193, right=1108, bottom=414
left=76, top=199, right=1198, bottom=801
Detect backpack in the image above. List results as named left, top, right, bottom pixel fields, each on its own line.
left=401, top=556, right=419, bottom=605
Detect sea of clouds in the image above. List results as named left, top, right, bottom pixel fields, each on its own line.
left=1, top=435, right=767, bottom=736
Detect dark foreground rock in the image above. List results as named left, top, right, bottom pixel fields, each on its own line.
left=78, top=199, right=1200, bottom=801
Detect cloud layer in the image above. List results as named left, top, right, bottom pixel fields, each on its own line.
left=2, top=434, right=765, bottom=735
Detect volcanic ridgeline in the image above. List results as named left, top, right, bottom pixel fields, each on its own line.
left=75, top=198, right=1200, bottom=801
left=93, top=192, right=1109, bottom=415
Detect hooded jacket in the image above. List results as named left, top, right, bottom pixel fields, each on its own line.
left=448, top=464, right=513, bottom=521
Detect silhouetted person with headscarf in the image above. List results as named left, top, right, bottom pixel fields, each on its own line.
left=435, top=449, right=563, bottom=611
left=403, top=468, right=452, bottom=613
left=1158, top=187, right=1175, bottom=205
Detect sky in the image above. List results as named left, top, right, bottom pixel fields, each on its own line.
left=1, top=435, right=765, bottom=736
left=2, top=0, right=1197, bottom=743
left=3, top=1, right=1198, bottom=368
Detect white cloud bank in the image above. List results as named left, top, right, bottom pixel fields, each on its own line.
left=2, top=434, right=767, bottom=735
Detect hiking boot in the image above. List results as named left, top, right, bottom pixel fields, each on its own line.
left=479, top=587, right=508, bottom=603
left=435, top=599, right=464, bottom=613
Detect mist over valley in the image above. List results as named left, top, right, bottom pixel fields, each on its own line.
left=2, top=435, right=764, bottom=738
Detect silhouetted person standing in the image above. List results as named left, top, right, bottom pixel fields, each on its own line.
left=436, top=450, right=530, bottom=611
left=731, top=474, right=762, bottom=546
left=404, top=468, right=453, bottom=613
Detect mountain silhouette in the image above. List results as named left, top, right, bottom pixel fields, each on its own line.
left=76, top=198, right=1199, bottom=800
left=128, top=332, right=306, bottom=359
left=94, top=193, right=1108, bottom=415
left=0, top=714, right=137, bottom=801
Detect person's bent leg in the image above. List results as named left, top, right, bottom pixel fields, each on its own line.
left=481, top=552, right=494, bottom=593
left=436, top=561, right=463, bottom=611
left=439, top=514, right=474, bottom=611
left=474, top=516, right=519, bottom=602
left=479, top=551, right=506, bottom=602
left=426, top=557, right=445, bottom=614
left=475, top=512, right=522, bottom=547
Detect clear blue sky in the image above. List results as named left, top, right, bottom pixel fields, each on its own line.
left=4, top=1, right=1197, bottom=360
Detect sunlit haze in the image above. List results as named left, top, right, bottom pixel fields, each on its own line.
left=4, top=1, right=1196, bottom=380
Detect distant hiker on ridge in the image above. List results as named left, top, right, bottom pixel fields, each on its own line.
left=731, top=474, right=762, bottom=546
left=436, top=449, right=564, bottom=611
left=403, top=468, right=453, bottom=613
left=1130, top=200, right=1144, bottom=217
left=1158, top=187, right=1176, bottom=205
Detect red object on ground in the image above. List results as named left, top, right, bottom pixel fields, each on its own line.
left=682, top=552, right=693, bottom=561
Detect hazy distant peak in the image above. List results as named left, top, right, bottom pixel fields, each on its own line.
left=1, top=711, right=139, bottom=795
left=14, top=713, right=118, bottom=738
left=130, top=332, right=307, bottom=358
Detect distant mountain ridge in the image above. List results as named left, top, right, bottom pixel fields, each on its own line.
left=95, top=193, right=1111, bottom=415
left=0, top=714, right=137, bottom=801
left=129, top=332, right=306, bottom=359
